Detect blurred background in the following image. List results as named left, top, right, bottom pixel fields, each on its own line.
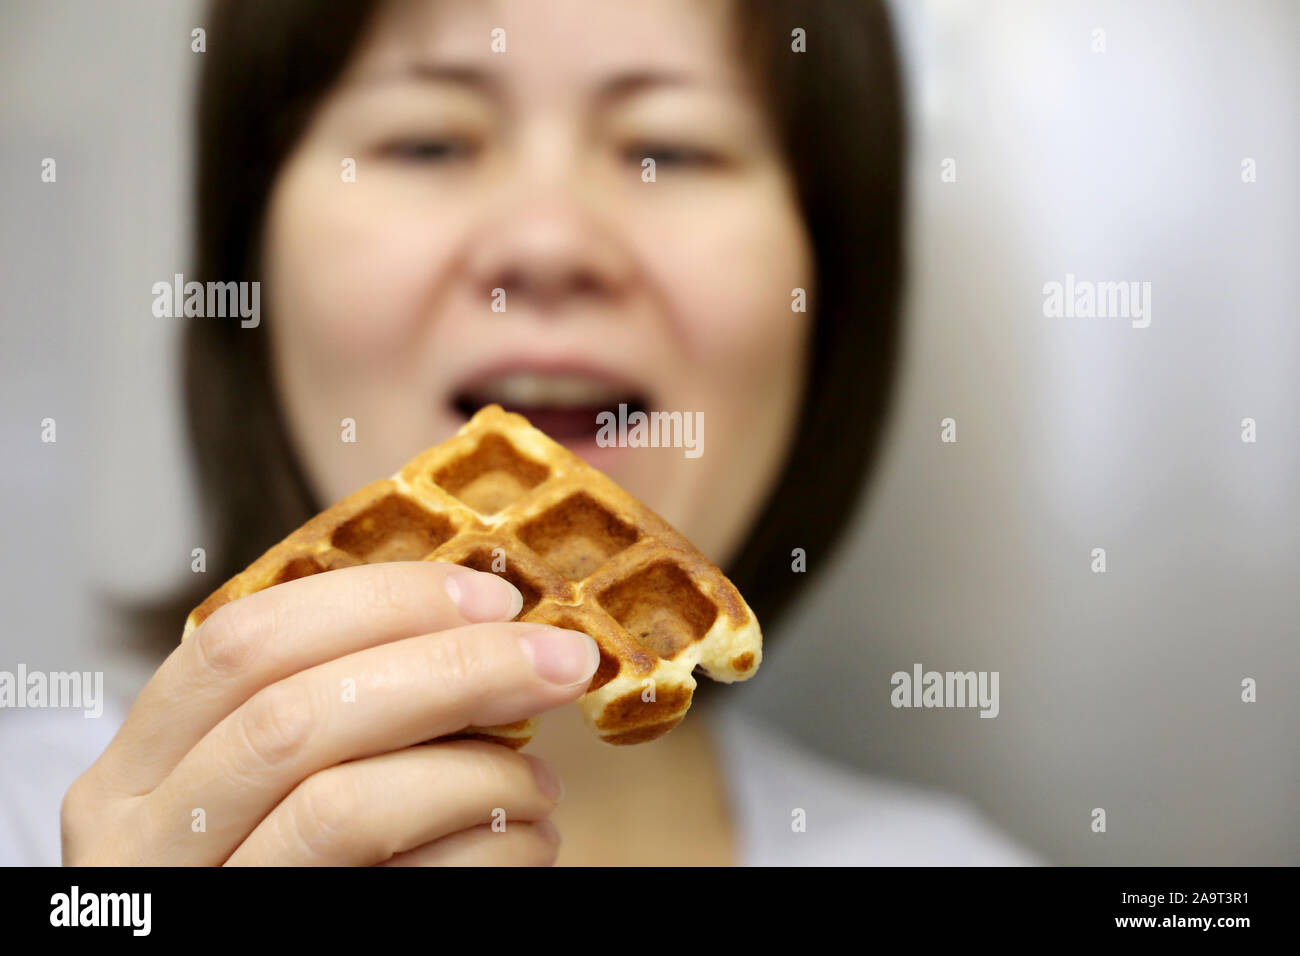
left=2, top=0, right=1296, bottom=864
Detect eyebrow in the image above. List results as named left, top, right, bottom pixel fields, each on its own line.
left=355, top=62, right=699, bottom=104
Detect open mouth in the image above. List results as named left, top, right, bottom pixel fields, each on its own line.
left=451, top=371, right=650, bottom=443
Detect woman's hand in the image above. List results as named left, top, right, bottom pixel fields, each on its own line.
left=61, top=562, right=599, bottom=866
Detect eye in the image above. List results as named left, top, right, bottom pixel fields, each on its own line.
left=625, top=144, right=720, bottom=168
left=382, top=138, right=477, bottom=163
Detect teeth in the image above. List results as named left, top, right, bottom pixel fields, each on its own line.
left=467, top=372, right=631, bottom=408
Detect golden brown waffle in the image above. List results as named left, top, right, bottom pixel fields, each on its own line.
left=182, top=404, right=762, bottom=747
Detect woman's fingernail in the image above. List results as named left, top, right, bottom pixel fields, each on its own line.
left=444, top=570, right=523, bottom=623
left=517, top=628, right=600, bottom=686
left=524, top=755, right=564, bottom=801
left=534, top=817, right=562, bottom=846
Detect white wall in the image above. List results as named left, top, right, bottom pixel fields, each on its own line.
left=733, top=0, right=1299, bottom=864
left=1, top=0, right=201, bottom=696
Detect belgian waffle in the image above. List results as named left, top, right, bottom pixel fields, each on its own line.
left=182, top=405, right=762, bottom=747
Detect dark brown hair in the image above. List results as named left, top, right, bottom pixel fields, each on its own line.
left=132, top=0, right=906, bottom=659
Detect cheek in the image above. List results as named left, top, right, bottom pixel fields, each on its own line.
left=643, top=181, right=812, bottom=381
left=263, top=157, right=457, bottom=371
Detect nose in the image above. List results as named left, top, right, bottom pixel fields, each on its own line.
left=464, top=153, right=633, bottom=314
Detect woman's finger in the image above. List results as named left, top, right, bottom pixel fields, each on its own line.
left=132, top=620, right=596, bottom=864
left=225, top=740, right=562, bottom=866
left=378, top=820, right=562, bottom=867
left=92, top=562, right=522, bottom=795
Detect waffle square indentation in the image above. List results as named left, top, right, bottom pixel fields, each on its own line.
left=518, top=492, right=639, bottom=581
left=598, top=561, right=717, bottom=659
left=270, top=555, right=326, bottom=586
left=434, top=434, right=550, bottom=515
left=332, top=495, right=455, bottom=562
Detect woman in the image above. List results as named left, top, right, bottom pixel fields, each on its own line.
left=6, top=0, right=1033, bottom=865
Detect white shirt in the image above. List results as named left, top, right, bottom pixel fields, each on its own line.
left=710, top=705, right=1040, bottom=865
left=0, top=698, right=1039, bottom=866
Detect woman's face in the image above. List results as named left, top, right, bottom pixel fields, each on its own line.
left=263, top=0, right=812, bottom=566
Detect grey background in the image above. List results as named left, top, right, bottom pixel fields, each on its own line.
left=2, top=0, right=1296, bottom=864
